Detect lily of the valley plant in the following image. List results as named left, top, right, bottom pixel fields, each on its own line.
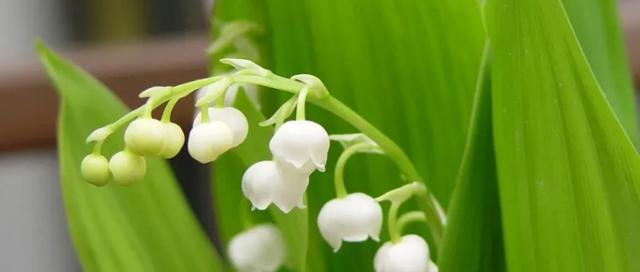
left=80, top=58, right=445, bottom=272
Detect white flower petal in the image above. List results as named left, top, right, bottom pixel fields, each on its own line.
left=269, top=120, right=330, bottom=174
left=271, top=168, right=309, bottom=213
left=374, top=235, right=430, bottom=272
left=187, top=121, right=233, bottom=163
left=194, top=107, right=249, bottom=147
left=428, top=260, right=438, bottom=272
left=317, top=193, right=383, bottom=252
left=228, top=224, right=286, bottom=272
left=242, top=161, right=280, bottom=210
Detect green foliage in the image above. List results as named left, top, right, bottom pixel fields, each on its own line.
left=563, top=0, right=638, bottom=141
left=42, top=0, right=640, bottom=270
left=214, top=0, right=486, bottom=270
left=488, top=0, right=640, bottom=271
left=38, top=43, right=224, bottom=272
left=439, top=48, right=505, bottom=272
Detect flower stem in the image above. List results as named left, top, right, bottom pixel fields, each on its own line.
left=334, top=142, right=371, bottom=198
left=388, top=201, right=401, bottom=243
left=397, top=211, right=427, bottom=234
left=199, top=105, right=210, bottom=123
left=296, top=87, right=309, bottom=121
left=161, top=98, right=179, bottom=123
left=314, top=96, right=446, bottom=246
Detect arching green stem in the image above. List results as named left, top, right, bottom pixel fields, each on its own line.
left=199, top=105, right=210, bottom=123
left=397, top=211, right=427, bottom=234
left=334, top=142, right=372, bottom=198
left=377, top=183, right=428, bottom=243
left=296, top=87, right=309, bottom=121
left=161, top=98, right=180, bottom=123
left=92, top=140, right=104, bottom=155
left=388, top=201, right=402, bottom=243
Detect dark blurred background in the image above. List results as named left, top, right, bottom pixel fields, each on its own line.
left=0, top=0, right=639, bottom=271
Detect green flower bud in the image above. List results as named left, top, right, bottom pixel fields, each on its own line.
left=159, top=122, right=185, bottom=159
left=108, top=150, right=146, bottom=185
left=124, top=118, right=165, bottom=156
left=80, top=154, right=110, bottom=186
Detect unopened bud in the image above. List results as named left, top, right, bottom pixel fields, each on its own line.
left=108, top=150, right=146, bottom=185
left=81, top=154, right=110, bottom=186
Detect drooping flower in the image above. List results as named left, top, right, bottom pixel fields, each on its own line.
left=194, top=107, right=249, bottom=147
left=241, top=160, right=309, bottom=213
left=124, top=118, right=166, bottom=156
left=228, top=224, right=286, bottom=272
left=108, top=150, right=146, bottom=185
left=374, top=235, right=430, bottom=272
left=317, top=193, right=383, bottom=251
left=269, top=120, right=330, bottom=174
left=158, top=122, right=185, bottom=159
left=428, top=260, right=439, bottom=272
left=81, top=154, right=110, bottom=186
left=187, top=121, right=233, bottom=163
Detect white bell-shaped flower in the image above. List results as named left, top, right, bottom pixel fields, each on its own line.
left=428, top=260, right=438, bottom=272
left=124, top=118, right=165, bottom=156
left=374, top=235, right=430, bottom=272
left=317, top=193, right=382, bottom=251
left=158, top=122, right=185, bottom=159
left=241, top=160, right=309, bottom=213
left=272, top=167, right=309, bottom=212
left=242, top=161, right=280, bottom=210
left=228, top=224, right=286, bottom=272
left=194, top=107, right=248, bottom=147
left=269, top=120, right=330, bottom=174
left=187, top=121, right=233, bottom=163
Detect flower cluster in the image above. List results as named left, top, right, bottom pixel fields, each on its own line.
left=79, top=58, right=443, bottom=272
left=242, top=120, right=330, bottom=212
left=80, top=104, right=249, bottom=186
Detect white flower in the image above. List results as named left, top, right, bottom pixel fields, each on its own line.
left=228, top=224, right=286, bottom=272
left=269, top=120, right=330, bottom=174
left=124, top=118, right=165, bottom=156
left=317, top=193, right=382, bottom=251
left=428, top=260, right=438, bottom=272
left=108, top=150, right=146, bottom=185
left=187, top=121, right=233, bottom=163
left=158, top=122, right=185, bottom=159
left=374, top=235, right=430, bottom=272
left=241, top=160, right=309, bottom=213
left=194, top=107, right=248, bottom=147
left=81, top=154, right=110, bottom=186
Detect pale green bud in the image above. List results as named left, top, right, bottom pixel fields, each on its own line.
left=124, top=118, right=165, bottom=156
left=80, top=154, right=110, bottom=186
left=108, top=150, right=146, bottom=185
left=159, top=122, right=185, bottom=159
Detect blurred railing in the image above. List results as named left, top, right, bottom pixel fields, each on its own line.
left=1, top=1, right=640, bottom=151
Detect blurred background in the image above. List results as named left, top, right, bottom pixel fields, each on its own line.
left=0, top=0, right=639, bottom=271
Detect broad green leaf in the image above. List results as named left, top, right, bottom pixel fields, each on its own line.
left=38, top=43, right=224, bottom=272
left=488, top=0, right=640, bottom=271
left=258, top=1, right=485, bottom=269
left=213, top=91, right=320, bottom=272
left=563, top=0, right=638, bottom=141
left=439, top=47, right=505, bottom=272
left=215, top=0, right=485, bottom=269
